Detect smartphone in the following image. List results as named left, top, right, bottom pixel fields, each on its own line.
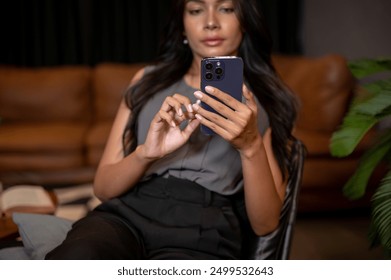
left=200, top=56, right=243, bottom=135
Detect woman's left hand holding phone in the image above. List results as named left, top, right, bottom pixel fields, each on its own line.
left=192, top=85, right=261, bottom=155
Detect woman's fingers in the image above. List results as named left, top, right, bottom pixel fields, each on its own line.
left=182, top=118, right=201, bottom=137
left=242, top=85, right=258, bottom=112
left=157, top=109, right=176, bottom=127
left=196, top=86, right=242, bottom=115
left=158, top=94, right=198, bottom=127
left=161, top=94, right=194, bottom=117
left=192, top=100, right=231, bottom=131
left=193, top=85, right=259, bottom=141
left=193, top=86, right=244, bottom=128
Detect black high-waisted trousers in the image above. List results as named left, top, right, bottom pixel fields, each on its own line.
left=45, top=176, right=242, bottom=260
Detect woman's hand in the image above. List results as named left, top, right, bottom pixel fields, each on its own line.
left=193, top=85, right=261, bottom=156
left=138, top=93, right=200, bottom=161
left=193, top=86, right=287, bottom=235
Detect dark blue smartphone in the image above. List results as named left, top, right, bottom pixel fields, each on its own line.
left=200, top=56, right=243, bottom=135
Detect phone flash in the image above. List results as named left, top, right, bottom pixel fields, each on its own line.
left=217, top=62, right=221, bottom=66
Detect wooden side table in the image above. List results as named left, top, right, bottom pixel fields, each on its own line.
left=0, top=216, right=19, bottom=240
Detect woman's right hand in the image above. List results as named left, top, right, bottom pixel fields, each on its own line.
left=138, top=93, right=200, bottom=161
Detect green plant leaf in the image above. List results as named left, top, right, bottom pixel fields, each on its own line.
left=339, top=57, right=391, bottom=255
left=370, top=170, right=391, bottom=251
left=362, top=77, right=391, bottom=94
left=342, top=130, right=391, bottom=199
left=330, top=113, right=377, bottom=157
left=353, top=92, right=391, bottom=116
left=331, top=64, right=391, bottom=157
left=349, top=58, right=391, bottom=78
left=330, top=91, right=391, bottom=157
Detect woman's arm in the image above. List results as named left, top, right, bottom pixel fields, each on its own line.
left=193, top=85, right=286, bottom=236
left=93, top=68, right=154, bottom=201
left=93, top=100, right=158, bottom=201
left=94, top=68, right=200, bottom=201
left=239, top=127, right=286, bottom=236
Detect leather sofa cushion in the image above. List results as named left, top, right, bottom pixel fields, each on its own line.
left=85, top=121, right=112, bottom=166
left=273, top=54, right=354, bottom=133
left=0, top=153, right=84, bottom=171
left=0, top=123, right=88, bottom=171
left=0, top=123, right=88, bottom=152
left=302, top=157, right=360, bottom=190
left=0, top=168, right=95, bottom=187
left=92, top=63, right=145, bottom=121
left=85, top=63, right=145, bottom=167
left=0, top=66, right=91, bottom=122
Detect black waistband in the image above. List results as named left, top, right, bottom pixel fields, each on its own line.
left=133, top=176, right=233, bottom=207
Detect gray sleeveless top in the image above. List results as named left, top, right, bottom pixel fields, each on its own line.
left=136, top=70, right=269, bottom=195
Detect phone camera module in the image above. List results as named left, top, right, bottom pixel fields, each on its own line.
left=205, top=72, right=213, bottom=80
left=205, top=63, right=213, bottom=70
left=215, top=67, right=223, bottom=75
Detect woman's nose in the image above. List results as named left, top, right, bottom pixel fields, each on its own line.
left=204, top=10, right=219, bottom=30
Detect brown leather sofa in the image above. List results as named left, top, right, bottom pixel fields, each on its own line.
left=0, top=54, right=377, bottom=212
left=273, top=55, right=378, bottom=212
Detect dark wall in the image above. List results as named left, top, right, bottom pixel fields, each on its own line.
left=0, top=0, right=302, bottom=67
left=302, top=0, right=391, bottom=60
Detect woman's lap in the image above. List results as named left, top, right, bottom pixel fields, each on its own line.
left=45, top=211, right=144, bottom=260
left=45, top=177, right=242, bottom=260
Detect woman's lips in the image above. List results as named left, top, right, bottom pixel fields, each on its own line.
left=202, top=38, right=224, bottom=47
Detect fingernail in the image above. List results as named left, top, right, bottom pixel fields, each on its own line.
left=194, top=91, right=203, bottom=99
left=192, top=103, right=200, bottom=110
left=178, top=108, right=183, bottom=116
left=205, top=86, right=214, bottom=93
left=171, top=121, right=176, bottom=127
left=196, top=100, right=201, bottom=105
left=187, top=104, right=193, bottom=113
left=195, top=114, right=202, bottom=120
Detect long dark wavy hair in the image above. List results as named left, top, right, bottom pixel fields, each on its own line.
left=123, top=0, right=298, bottom=178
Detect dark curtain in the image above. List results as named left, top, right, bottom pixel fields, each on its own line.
left=0, top=0, right=301, bottom=67
left=259, top=0, right=302, bottom=54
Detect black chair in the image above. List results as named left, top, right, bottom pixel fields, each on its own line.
left=238, top=139, right=306, bottom=260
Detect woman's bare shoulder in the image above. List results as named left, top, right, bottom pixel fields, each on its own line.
left=129, top=67, right=147, bottom=86
left=129, top=65, right=157, bottom=86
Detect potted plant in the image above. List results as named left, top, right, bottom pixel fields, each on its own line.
left=330, top=57, right=391, bottom=257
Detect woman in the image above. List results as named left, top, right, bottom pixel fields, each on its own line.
left=46, top=0, right=297, bottom=260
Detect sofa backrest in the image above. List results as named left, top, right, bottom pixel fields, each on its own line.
left=0, top=66, right=91, bottom=123
left=0, top=54, right=354, bottom=132
left=92, top=63, right=145, bottom=122
left=272, top=54, right=355, bottom=133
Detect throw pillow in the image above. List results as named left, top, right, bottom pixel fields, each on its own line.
left=0, top=247, right=30, bottom=260
left=12, top=213, right=72, bottom=260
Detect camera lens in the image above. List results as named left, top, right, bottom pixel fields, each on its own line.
left=205, top=63, right=213, bottom=70
left=205, top=72, right=213, bottom=80
left=215, top=67, right=223, bottom=75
